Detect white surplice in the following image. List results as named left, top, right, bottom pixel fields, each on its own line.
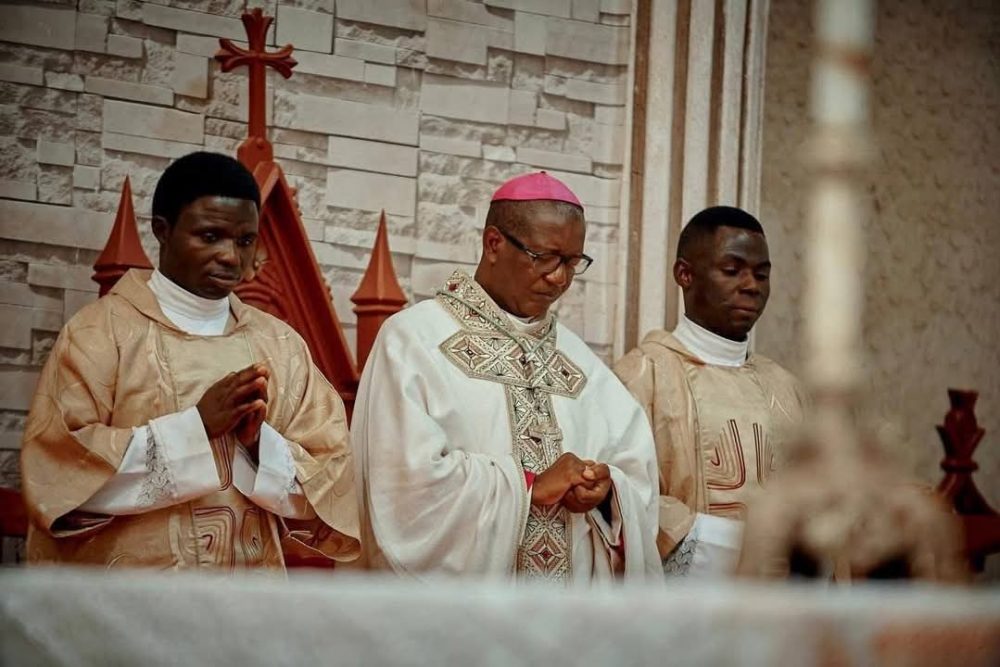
left=352, top=271, right=661, bottom=583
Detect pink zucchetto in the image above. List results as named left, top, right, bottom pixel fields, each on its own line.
left=490, top=171, right=582, bottom=208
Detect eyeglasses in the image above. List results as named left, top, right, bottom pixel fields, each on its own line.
left=498, top=228, right=594, bottom=276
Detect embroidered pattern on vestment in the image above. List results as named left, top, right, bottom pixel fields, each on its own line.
left=275, top=435, right=300, bottom=496
left=138, top=427, right=176, bottom=508
left=436, top=271, right=585, bottom=583
left=706, top=501, right=747, bottom=521
left=754, top=423, right=775, bottom=487
left=704, top=419, right=748, bottom=491
left=193, top=505, right=237, bottom=571
left=662, top=534, right=696, bottom=577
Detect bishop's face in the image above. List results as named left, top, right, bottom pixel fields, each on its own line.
left=483, top=204, right=586, bottom=319
left=153, top=195, right=260, bottom=300
left=676, top=226, right=771, bottom=341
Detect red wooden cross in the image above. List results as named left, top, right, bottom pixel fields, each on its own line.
left=215, top=8, right=296, bottom=170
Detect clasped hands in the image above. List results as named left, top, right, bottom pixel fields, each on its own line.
left=196, top=363, right=270, bottom=452
left=530, top=452, right=611, bottom=514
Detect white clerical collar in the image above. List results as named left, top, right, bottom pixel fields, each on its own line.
left=673, top=315, right=749, bottom=367
left=472, top=278, right=546, bottom=333
left=148, top=270, right=230, bottom=336
left=505, top=310, right=545, bottom=333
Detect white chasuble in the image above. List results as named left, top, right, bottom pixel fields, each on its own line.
left=352, top=271, right=661, bottom=583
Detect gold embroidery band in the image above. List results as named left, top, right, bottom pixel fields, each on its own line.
left=435, top=271, right=585, bottom=583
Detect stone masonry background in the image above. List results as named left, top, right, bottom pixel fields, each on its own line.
left=0, top=0, right=633, bottom=531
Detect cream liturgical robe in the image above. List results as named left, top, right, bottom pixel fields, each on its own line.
left=21, top=270, right=360, bottom=570
left=352, top=271, right=661, bottom=583
left=614, top=327, right=806, bottom=574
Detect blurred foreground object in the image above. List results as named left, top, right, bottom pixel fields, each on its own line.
left=736, top=0, right=965, bottom=582
left=2, top=570, right=998, bottom=666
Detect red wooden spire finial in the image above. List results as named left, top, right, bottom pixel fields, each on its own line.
left=215, top=8, right=297, bottom=171
left=92, top=176, right=153, bottom=296
left=351, top=210, right=407, bottom=370
left=936, top=389, right=1000, bottom=570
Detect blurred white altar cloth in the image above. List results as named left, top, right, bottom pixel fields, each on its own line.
left=2, top=569, right=998, bottom=666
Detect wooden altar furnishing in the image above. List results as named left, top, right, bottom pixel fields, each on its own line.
left=351, top=210, right=407, bottom=370
left=936, top=389, right=1000, bottom=572
left=92, top=176, right=153, bottom=297
left=0, top=487, right=27, bottom=540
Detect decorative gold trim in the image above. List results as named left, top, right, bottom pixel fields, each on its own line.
left=435, top=271, right=583, bottom=583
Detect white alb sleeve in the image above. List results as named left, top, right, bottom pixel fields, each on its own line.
left=79, top=407, right=220, bottom=515
left=232, top=422, right=316, bottom=520
left=662, top=512, right=744, bottom=577
left=586, top=482, right=623, bottom=549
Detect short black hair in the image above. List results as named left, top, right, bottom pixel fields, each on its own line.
left=676, top=206, right=764, bottom=261
left=152, top=151, right=260, bottom=226
left=485, top=199, right=584, bottom=237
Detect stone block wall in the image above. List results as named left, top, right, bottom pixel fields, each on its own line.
left=0, top=1, right=633, bottom=503
left=758, top=0, right=1000, bottom=574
